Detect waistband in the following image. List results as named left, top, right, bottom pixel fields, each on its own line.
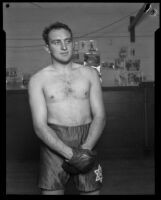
left=47, top=122, right=91, bottom=129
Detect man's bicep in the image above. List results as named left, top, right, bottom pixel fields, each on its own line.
left=90, top=69, right=105, bottom=117
left=28, top=78, right=47, bottom=128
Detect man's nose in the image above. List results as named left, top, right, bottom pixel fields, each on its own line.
left=61, top=42, right=67, bottom=50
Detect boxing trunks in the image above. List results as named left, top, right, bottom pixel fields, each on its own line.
left=38, top=123, right=103, bottom=193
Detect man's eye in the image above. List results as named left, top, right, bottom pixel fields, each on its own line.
left=66, top=39, right=72, bottom=44
left=51, top=41, right=60, bottom=45
left=54, top=41, right=60, bottom=45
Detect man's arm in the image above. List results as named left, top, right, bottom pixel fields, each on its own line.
left=81, top=68, right=106, bottom=150
left=28, top=75, right=73, bottom=159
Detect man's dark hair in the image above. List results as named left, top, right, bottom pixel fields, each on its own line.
left=42, top=22, right=73, bottom=45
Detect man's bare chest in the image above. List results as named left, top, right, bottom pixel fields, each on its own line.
left=43, top=73, right=90, bottom=102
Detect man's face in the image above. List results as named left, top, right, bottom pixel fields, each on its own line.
left=47, top=28, right=73, bottom=64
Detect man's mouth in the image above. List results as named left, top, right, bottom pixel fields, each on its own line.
left=60, top=52, right=69, bottom=56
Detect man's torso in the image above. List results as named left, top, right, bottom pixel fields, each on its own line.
left=39, top=64, right=92, bottom=126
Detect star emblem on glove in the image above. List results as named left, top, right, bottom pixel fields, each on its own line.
left=94, top=164, right=103, bottom=183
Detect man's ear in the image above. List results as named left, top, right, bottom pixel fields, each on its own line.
left=44, top=45, right=50, bottom=54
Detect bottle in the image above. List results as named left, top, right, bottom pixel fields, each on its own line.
left=72, top=41, right=80, bottom=64
left=84, top=40, right=102, bottom=82
left=84, top=40, right=100, bottom=67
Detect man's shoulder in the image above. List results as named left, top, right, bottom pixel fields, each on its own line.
left=72, top=63, right=83, bottom=70
left=29, top=66, right=50, bottom=85
left=80, top=65, right=98, bottom=77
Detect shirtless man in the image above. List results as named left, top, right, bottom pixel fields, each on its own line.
left=28, top=22, right=106, bottom=195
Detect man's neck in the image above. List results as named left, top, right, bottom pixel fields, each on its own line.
left=50, top=61, right=74, bottom=73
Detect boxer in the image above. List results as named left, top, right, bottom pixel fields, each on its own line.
left=28, top=22, right=106, bottom=195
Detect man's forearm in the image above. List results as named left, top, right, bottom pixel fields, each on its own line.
left=81, top=116, right=106, bottom=150
left=34, top=124, right=73, bottom=159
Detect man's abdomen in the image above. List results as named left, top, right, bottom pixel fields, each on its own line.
left=47, top=99, right=92, bottom=126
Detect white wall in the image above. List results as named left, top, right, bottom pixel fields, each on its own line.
left=4, top=3, right=159, bottom=83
